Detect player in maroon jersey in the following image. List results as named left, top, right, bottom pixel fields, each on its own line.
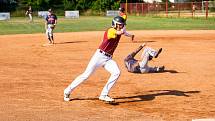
left=64, top=16, right=125, bottom=103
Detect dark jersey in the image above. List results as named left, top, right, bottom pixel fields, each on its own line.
left=26, top=9, right=32, bottom=14
left=99, top=28, right=121, bottom=55
left=124, top=45, right=144, bottom=73
left=46, top=14, right=57, bottom=24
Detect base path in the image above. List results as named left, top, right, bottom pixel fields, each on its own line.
left=0, top=30, right=215, bottom=121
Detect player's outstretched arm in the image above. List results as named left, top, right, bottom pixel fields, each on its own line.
left=129, top=43, right=146, bottom=58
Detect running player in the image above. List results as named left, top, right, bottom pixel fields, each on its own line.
left=64, top=16, right=125, bottom=103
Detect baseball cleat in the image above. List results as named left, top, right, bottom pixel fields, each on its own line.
left=131, top=35, right=135, bottom=41
left=99, top=95, right=115, bottom=102
left=155, top=48, right=162, bottom=58
left=157, top=66, right=165, bottom=72
left=148, top=55, right=153, bottom=61
left=64, top=93, right=70, bottom=101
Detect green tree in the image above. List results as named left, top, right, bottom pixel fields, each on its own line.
left=91, top=0, right=119, bottom=12
left=76, top=0, right=93, bottom=11
left=0, top=0, right=18, bottom=12
left=63, top=0, right=77, bottom=10
left=1, top=0, right=121, bottom=15
left=63, top=0, right=94, bottom=11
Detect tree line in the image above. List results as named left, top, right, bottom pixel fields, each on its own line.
left=0, top=0, right=121, bottom=13
left=1, top=0, right=208, bottom=15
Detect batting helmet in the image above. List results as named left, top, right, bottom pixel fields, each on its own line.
left=112, top=16, right=125, bottom=28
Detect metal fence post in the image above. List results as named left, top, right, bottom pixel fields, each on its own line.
left=166, top=0, right=168, bottom=17
left=205, top=1, right=208, bottom=19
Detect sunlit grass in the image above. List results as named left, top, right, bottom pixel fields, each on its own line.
left=0, top=16, right=215, bottom=35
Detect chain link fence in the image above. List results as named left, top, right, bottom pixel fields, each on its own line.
left=1, top=1, right=215, bottom=19
left=120, top=1, right=215, bottom=19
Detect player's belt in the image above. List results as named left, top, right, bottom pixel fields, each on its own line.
left=99, top=50, right=112, bottom=58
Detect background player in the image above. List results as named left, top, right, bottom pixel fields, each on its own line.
left=119, top=7, right=135, bottom=41
left=45, top=9, right=57, bottom=45
left=124, top=43, right=164, bottom=73
left=25, top=6, right=33, bottom=22
left=64, top=16, right=125, bottom=103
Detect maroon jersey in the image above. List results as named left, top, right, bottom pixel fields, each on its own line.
left=99, top=28, right=121, bottom=55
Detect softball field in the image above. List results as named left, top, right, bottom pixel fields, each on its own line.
left=0, top=30, right=215, bottom=121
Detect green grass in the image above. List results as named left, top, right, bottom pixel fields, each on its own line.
left=0, top=16, right=215, bottom=35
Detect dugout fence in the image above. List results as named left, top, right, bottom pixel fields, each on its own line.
left=120, top=1, right=215, bottom=19
left=1, top=1, right=215, bottom=19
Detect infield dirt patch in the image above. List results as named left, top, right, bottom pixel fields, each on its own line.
left=0, top=30, right=215, bottom=121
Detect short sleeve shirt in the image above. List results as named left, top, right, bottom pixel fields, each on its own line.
left=98, top=28, right=121, bottom=55
left=46, top=14, right=57, bottom=24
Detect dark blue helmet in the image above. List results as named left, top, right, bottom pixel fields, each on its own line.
left=112, top=16, right=125, bottom=28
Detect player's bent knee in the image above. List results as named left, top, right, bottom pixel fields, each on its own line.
left=113, top=70, right=121, bottom=77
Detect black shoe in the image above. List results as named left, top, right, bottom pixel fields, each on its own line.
left=157, top=66, right=165, bottom=72
left=149, top=55, right=153, bottom=61
left=131, top=35, right=135, bottom=41
left=155, top=48, right=162, bottom=58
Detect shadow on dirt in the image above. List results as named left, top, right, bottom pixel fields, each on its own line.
left=135, top=40, right=156, bottom=43
left=56, top=41, right=87, bottom=44
left=162, top=69, right=183, bottom=73
left=70, top=97, right=97, bottom=101
left=137, top=69, right=183, bottom=74
left=115, top=90, right=200, bottom=104
left=70, top=97, right=119, bottom=105
left=121, top=40, right=156, bottom=43
left=69, top=90, right=200, bottom=106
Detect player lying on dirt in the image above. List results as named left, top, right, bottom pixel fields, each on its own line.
left=124, top=43, right=165, bottom=73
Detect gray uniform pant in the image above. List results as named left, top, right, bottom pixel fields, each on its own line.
left=139, top=47, right=159, bottom=73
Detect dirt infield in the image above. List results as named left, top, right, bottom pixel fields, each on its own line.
left=0, top=30, right=215, bottom=121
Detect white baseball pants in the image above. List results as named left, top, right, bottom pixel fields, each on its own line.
left=46, top=24, right=53, bottom=38
left=64, top=49, right=120, bottom=96
left=28, top=14, right=32, bottom=22
left=139, top=47, right=158, bottom=73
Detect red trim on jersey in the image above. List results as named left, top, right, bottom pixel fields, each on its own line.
left=98, top=28, right=121, bottom=55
